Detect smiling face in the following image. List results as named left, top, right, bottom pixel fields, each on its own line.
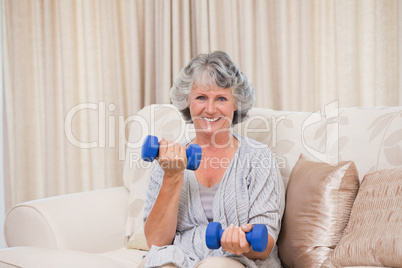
left=188, top=86, right=237, bottom=137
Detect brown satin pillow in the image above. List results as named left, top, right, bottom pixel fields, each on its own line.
left=322, top=168, right=402, bottom=267
left=278, top=154, right=359, bottom=268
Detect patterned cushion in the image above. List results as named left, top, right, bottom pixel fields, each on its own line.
left=322, top=168, right=402, bottom=267
left=233, top=106, right=402, bottom=186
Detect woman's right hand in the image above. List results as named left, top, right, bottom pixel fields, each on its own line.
left=157, top=138, right=187, bottom=178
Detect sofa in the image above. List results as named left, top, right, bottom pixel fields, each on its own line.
left=0, top=103, right=401, bottom=268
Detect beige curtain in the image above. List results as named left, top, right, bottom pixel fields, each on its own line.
left=2, top=0, right=401, bottom=208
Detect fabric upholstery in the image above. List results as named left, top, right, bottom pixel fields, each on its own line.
left=234, top=107, right=402, bottom=186
left=277, top=154, right=359, bottom=268
left=322, top=168, right=402, bottom=267
left=124, top=105, right=402, bottom=253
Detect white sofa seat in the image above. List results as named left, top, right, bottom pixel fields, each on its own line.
left=0, top=247, right=145, bottom=268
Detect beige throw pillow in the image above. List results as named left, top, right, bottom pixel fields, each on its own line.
left=322, top=167, right=402, bottom=267
left=278, top=154, right=359, bottom=268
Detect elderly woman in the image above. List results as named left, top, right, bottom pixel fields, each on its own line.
left=141, top=51, right=285, bottom=268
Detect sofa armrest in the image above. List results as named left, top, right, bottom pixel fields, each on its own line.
left=4, top=186, right=129, bottom=253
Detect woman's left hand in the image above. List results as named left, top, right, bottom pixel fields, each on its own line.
left=220, top=224, right=253, bottom=255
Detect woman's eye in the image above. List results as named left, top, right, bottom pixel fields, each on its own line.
left=196, top=96, right=205, bottom=100
left=218, top=97, right=227, bottom=101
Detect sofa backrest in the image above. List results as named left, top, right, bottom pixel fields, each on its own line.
left=123, top=104, right=401, bottom=248
left=123, top=104, right=402, bottom=188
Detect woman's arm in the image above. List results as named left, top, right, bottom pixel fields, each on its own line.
left=244, top=233, right=275, bottom=260
left=144, top=172, right=184, bottom=248
left=143, top=139, right=187, bottom=248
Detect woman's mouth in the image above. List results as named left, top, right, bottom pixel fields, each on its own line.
left=202, top=117, right=221, bottom=123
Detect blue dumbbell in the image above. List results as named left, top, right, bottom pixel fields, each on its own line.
left=205, top=222, right=268, bottom=252
left=141, top=135, right=202, bottom=171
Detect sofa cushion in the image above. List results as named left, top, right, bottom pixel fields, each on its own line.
left=278, top=154, right=359, bottom=268
left=322, top=167, right=402, bottom=267
left=98, top=248, right=147, bottom=267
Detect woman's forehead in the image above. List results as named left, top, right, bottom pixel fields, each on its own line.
left=191, top=85, right=232, bottom=95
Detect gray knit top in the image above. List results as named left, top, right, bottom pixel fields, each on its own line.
left=143, top=134, right=285, bottom=268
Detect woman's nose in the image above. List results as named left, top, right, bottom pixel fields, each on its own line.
left=205, top=100, right=216, bottom=114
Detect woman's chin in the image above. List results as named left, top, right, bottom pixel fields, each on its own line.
left=195, top=126, right=214, bottom=136
left=195, top=123, right=231, bottom=136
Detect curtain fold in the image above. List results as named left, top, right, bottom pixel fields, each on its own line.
left=2, top=0, right=401, bottom=207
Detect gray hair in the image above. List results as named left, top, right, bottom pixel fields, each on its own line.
left=170, top=51, right=255, bottom=125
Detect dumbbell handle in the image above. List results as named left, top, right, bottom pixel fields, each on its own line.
left=141, top=135, right=202, bottom=171
left=214, top=229, right=257, bottom=245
